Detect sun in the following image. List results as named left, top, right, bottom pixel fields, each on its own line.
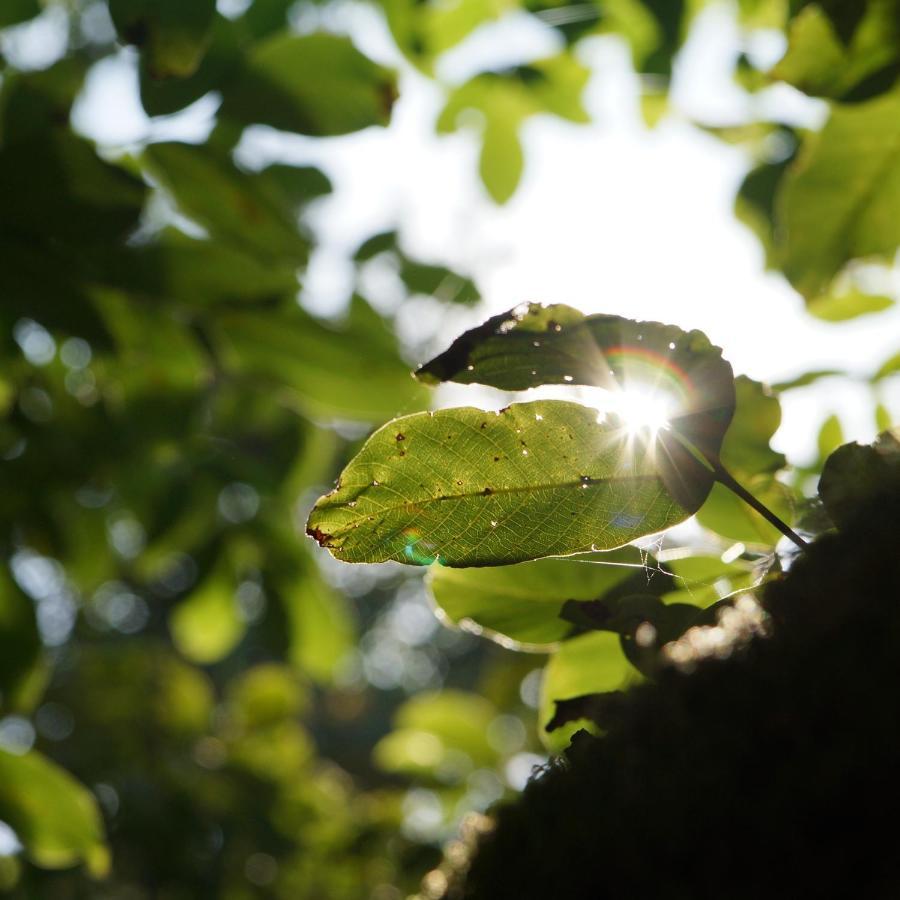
left=607, top=384, right=677, bottom=436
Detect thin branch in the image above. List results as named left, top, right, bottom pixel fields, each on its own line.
left=712, top=464, right=809, bottom=551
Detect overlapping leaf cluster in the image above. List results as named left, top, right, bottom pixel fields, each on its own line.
left=0, top=0, right=898, bottom=897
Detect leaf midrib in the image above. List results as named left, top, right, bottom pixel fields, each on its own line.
left=325, top=472, right=662, bottom=536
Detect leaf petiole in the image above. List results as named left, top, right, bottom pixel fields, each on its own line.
left=712, top=463, right=809, bottom=551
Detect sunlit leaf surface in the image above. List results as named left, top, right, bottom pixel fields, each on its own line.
left=307, top=399, right=714, bottom=566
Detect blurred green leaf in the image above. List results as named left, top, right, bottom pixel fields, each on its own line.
left=109, top=0, right=217, bottom=78
left=817, top=413, right=845, bottom=461
left=142, top=143, right=328, bottom=265
left=874, top=350, right=900, bottom=380
left=355, top=230, right=480, bottom=304
left=773, top=2, right=900, bottom=101
left=374, top=690, right=498, bottom=778
left=777, top=91, right=900, bottom=299
left=0, top=749, right=108, bottom=875
left=428, top=549, right=644, bottom=648
left=170, top=556, right=245, bottom=664
left=138, top=12, right=242, bottom=116
left=226, top=663, right=309, bottom=730
left=0, top=567, right=45, bottom=715
left=539, top=631, right=635, bottom=751
left=280, top=557, right=355, bottom=683
left=212, top=298, right=428, bottom=421
left=0, top=57, right=89, bottom=144
left=807, top=288, right=894, bottom=321
left=0, top=0, right=40, bottom=28
left=772, top=369, right=843, bottom=391
left=437, top=57, right=590, bottom=203
left=221, top=31, right=397, bottom=136
left=381, top=0, right=511, bottom=70
left=308, top=399, right=714, bottom=566
left=0, top=133, right=146, bottom=248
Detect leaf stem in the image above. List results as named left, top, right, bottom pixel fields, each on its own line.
left=712, top=464, right=809, bottom=551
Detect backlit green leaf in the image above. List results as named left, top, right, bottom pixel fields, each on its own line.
left=428, top=548, right=645, bottom=649
left=307, top=399, right=714, bottom=566
left=539, top=631, right=635, bottom=751
left=778, top=90, right=900, bottom=299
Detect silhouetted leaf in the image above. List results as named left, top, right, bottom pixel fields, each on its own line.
left=819, top=428, right=900, bottom=528
left=428, top=549, right=644, bottom=648
left=0, top=749, right=108, bottom=874
left=417, top=302, right=736, bottom=463
left=546, top=691, right=627, bottom=732
left=308, top=399, right=714, bottom=566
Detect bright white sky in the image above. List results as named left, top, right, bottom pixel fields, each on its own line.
left=54, top=0, right=900, bottom=465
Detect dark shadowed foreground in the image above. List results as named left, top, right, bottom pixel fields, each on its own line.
left=446, top=488, right=900, bottom=899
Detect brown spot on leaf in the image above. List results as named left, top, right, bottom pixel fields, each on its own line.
left=307, top=526, right=332, bottom=547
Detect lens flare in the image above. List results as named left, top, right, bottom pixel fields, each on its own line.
left=608, top=384, right=677, bottom=436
